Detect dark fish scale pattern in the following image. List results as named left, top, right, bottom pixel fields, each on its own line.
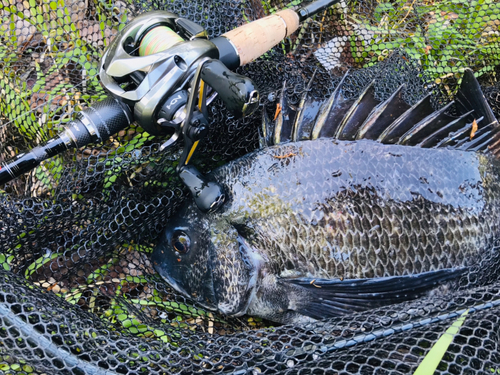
left=213, top=140, right=500, bottom=282
left=153, top=65, right=500, bottom=323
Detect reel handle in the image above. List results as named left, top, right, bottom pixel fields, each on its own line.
left=200, top=59, right=259, bottom=118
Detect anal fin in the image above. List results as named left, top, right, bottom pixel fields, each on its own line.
left=284, top=268, right=465, bottom=319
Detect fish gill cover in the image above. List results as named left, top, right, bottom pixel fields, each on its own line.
left=0, top=0, right=499, bottom=374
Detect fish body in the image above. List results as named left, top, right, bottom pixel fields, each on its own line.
left=152, top=68, right=500, bottom=324
left=152, top=139, right=500, bottom=323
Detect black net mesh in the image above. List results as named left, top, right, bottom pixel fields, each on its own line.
left=0, top=0, right=500, bottom=373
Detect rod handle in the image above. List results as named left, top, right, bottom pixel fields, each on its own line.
left=221, top=9, right=299, bottom=66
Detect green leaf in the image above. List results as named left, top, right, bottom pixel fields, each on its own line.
left=25, top=253, right=61, bottom=278
left=413, top=310, right=468, bottom=375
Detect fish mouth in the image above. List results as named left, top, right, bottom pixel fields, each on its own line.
left=152, top=241, right=218, bottom=312
left=161, top=270, right=219, bottom=312
left=161, top=274, right=190, bottom=297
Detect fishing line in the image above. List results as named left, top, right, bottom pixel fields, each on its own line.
left=139, top=26, right=184, bottom=56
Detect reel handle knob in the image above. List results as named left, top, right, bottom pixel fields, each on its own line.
left=200, top=59, right=259, bottom=118
left=178, top=165, right=225, bottom=213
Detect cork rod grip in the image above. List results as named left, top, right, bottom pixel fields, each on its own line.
left=221, top=9, right=300, bottom=66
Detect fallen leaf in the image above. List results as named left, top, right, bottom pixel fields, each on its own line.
left=273, top=103, right=282, bottom=120
left=470, top=119, right=478, bottom=140
left=273, top=152, right=296, bottom=159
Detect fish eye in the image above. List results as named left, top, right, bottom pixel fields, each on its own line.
left=171, top=230, right=190, bottom=254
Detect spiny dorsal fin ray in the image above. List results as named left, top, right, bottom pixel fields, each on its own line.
left=399, top=101, right=463, bottom=146
left=334, top=81, right=377, bottom=140
left=435, top=119, right=481, bottom=148
left=377, top=94, right=435, bottom=144
left=292, top=99, right=323, bottom=142
left=291, top=69, right=320, bottom=142
left=457, top=122, right=498, bottom=151
left=264, top=65, right=497, bottom=153
left=274, top=80, right=296, bottom=145
left=467, top=132, right=498, bottom=152
left=488, top=132, right=500, bottom=157
left=260, top=102, right=274, bottom=147
left=456, top=68, right=499, bottom=128
left=417, top=110, right=475, bottom=148
left=310, top=70, right=351, bottom=140
left=355, top=84, right=410, bottom=140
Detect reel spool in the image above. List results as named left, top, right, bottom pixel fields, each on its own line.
left=138, top=26, right=185, bottom=56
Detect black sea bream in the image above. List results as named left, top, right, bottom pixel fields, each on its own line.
left=152, top=69, right=500, bottom=324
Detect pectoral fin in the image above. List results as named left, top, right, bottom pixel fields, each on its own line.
left=284, top=268, right=465, bottom=320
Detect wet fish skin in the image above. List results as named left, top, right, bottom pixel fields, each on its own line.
left=152, top=138, right=500, bottom=324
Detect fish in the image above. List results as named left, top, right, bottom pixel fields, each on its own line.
left=152, top=68, right=500, bottom=324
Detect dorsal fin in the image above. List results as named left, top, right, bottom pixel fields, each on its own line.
left=355, top=84, right=410, bottom=140
left=456, top=69, right=499, bottom=127
left=378, top=94, right=435, bottom=144
left=291, top=69, right=319, bottom=142
left=488, top=132, right=500, bottom=157
left=417, top=110, right=475, bottom=148
left=273, top=80, right=295, bottom=145
left=455, top=122, right=499, bottom=151
left=262, top=67, right=499, bottom=153
left=435, top=120, right=479, bottom=149
left=310, top=70, right=351, bottom=140
left=398, top=101, right=459, bottom=145
left=334, top=81, right=377, bottom=140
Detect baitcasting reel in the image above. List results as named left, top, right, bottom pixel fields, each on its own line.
left=98, top=10, right=261, bottom=213
left=0, top=0, right=339, bottom=213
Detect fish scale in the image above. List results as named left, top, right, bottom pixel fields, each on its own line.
left=152, top=69, right=500, bottom=324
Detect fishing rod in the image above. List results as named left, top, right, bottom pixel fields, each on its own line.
left=0, top=0, right=339, bottom=212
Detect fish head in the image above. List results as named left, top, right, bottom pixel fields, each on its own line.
left=152, top=203, right=260, bottom=316
left=152, top=204, right=217, bottom=310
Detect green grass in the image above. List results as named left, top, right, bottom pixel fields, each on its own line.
left=0, top=0, right=133, bottom=195
left=349, top=0, right=500, bottom=90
